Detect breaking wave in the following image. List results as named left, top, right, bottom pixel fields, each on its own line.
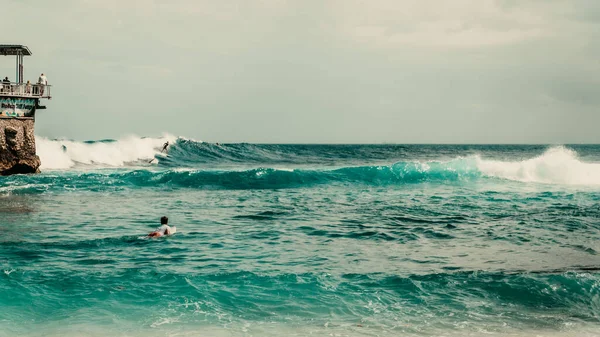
left=31, top=136, right=600, bottom=187
left=477, top=146, right=600, bottom=185
left=36, top=134, right=178, bottom=169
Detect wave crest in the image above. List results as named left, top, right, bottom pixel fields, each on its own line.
left=478, top=146, right=600, bottom=185
left=36, top=134, right=178, bottom=169
left=33, top=136, right=600, bottom=187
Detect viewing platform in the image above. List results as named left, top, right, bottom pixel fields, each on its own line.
left=0, top=44, right=52, bottom=175
left=1, top=81, right=52, bottom=99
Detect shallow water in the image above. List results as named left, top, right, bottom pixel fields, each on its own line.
left=1, top=138, right=599, bottom=336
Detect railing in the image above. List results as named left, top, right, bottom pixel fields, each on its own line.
left=0, top=81, right=51, bottom=98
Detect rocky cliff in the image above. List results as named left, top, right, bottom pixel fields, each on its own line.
left=0, top=118, right=40, bottom=175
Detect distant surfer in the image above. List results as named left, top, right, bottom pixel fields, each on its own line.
left=161, top=141, right=169, bottom=153
left=148, top=216, right=177, bottom=238
left=149, top=141, right=170, bottom=164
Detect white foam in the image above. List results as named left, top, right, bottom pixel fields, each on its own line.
left=477, top=146, right=600, bottom=185
left=34, top=138, right=600, bottom=186
left=36, top=134, right=178, bottom=170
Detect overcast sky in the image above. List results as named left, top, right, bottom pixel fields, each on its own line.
left=2, top=0, right=599, bottom=143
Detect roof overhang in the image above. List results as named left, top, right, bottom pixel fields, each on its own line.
left=0, top=45, right=32, bottom=56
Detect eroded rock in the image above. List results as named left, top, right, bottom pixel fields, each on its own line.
left=0, top=118, right=41, bottom=175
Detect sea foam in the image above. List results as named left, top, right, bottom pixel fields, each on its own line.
left=36, top=134, right=178, bottom=169
left=477, top=146, right=600, bottom=185
left=34, top=137, right=600, bottom=186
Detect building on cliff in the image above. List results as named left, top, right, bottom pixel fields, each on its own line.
left=0, top=45, right=52, bottom=175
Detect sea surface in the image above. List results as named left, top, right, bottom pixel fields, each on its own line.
left=1, top=136, right=599, bottom=337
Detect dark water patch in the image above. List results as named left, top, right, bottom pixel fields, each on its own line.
left=247, top=230, right=282, bottom=241
left=6, top=249, right=44, bottom=261
left=390, top=214, right=472, bottom=225
left=75, top=258, right=117, bottom=266
left=345, top=230, right=399, bottom=241
left=298, top=227, right=410, bottom=242
left=568, top=245, right=597, bottom=255
left=410, top=227, right=455, bottom=240
left=232, top=210, right=290, bottom=220
left=389, top=231, right=420, bottom=241
left=0, top=235, right=153, bottom=251
left=156, top=246, right=189, bottom=254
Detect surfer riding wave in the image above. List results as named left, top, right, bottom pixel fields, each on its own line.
left=149, top=141, right=169, bottom=164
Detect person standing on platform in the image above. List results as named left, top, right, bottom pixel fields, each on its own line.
left=2, top=77, right=9, bottom=93
left=37, top=73, right=47, bottom=96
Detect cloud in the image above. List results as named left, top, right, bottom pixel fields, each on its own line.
left=3, top=0, right=600, bottom=142
left=326, top=0, right=594, bottom=48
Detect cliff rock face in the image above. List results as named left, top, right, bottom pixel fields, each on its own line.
left=0, top=118, right=40, bottom=175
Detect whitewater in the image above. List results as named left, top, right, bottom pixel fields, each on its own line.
left=1, top=136, right=599, bottom=337
left=35, top=135, right=600, bottom=186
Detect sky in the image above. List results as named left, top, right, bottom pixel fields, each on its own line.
left=2, top=0, right=599, bottom=143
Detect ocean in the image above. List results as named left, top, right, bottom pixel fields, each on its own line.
left=1, top=136, right=599, bottom=337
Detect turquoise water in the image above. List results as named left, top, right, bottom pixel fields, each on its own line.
left=1, top=138, right=600, bottom=336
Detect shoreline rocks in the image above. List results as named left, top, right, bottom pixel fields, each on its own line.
left=0, top=118, right=41, bottom=175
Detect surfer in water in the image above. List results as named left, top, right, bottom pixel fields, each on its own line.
left=148, top=141, right=169, bottom=164
left=148, top=216, right=176, bottom=237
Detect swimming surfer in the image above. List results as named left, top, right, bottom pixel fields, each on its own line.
left=148, top=216, right=177, bottom=237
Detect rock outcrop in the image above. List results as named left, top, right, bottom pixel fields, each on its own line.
left=0, top=118, right=40, bottom=175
